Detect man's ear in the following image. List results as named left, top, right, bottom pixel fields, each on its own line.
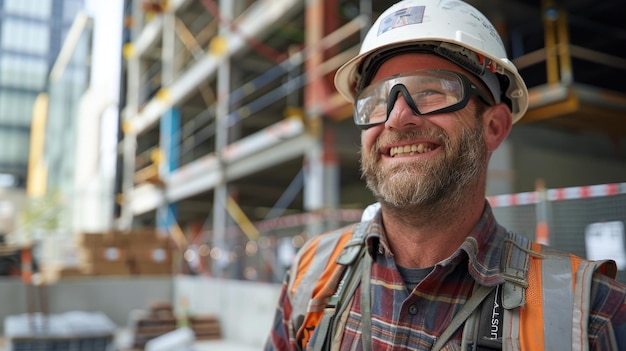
left=483, top=103, right=513, bottom=152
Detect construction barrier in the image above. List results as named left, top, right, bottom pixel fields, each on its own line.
left=489, top=182, right=626, bottom=284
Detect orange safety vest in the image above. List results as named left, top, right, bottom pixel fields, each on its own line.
left=286, top=222, right=617, bottom=351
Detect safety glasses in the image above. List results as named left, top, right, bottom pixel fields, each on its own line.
left=353, top=69, right=492, bottom=129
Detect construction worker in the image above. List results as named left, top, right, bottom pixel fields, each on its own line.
left=265, top=0, right=626, bottom=350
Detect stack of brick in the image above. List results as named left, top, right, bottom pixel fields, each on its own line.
left=77, top=231, right=131, bottom=276
left=125, top=229, right=173, bottom=275
left=40, top=229, right=174, bottom=284
left=75, top=229, right=174, bottom=277
left=37, top=229, right=175, bottom=285
left=188, top=315, right=222, bottom=340
left=129, top=301, right=178, bottom=349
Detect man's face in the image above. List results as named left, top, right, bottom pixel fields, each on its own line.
left=359, top=54, right=489, bottom=208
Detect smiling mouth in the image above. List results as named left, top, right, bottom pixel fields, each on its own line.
left=389, top=143, right=437, bottom=157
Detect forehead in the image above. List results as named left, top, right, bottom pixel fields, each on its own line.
left=370, top=53, right=489, bottom=95
left=371, top=53, right=470, bottom=81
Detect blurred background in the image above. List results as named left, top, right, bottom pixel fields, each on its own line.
left=0, top=0, right=625, bottom=350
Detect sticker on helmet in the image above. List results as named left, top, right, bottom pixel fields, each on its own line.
left=378, top=6, right=425, bottom=36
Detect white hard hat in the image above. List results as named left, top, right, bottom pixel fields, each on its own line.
left=334, top=0, right=529, bottom=123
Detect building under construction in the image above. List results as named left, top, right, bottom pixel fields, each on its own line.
left=118, top=0, right=626, bottom=281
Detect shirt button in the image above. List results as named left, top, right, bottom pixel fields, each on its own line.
left=408, top=304, right=418, bottom=315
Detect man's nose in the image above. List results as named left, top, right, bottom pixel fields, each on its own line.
left=385, top=94, right=424, bottom=130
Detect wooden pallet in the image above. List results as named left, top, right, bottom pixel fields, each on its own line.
left=129, top=302, right=178, bottom=349
left=188, top=315, right=222, bottom=340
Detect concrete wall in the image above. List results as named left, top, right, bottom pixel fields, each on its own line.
left=0, top=275, right=280, bottom=348
left=0, top=276, right=172, bottom=334
left=173, top=276, right=281, bottom=350
left=0, top=279, right=28, bottom=333
left=508, top=125, right=626, bottom=192
left=513, top=144, right=626, bottom=191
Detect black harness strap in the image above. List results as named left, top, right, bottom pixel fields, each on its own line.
left=473, top=284, right=503, bottom=350
left=432, top=284, right=497, bottom=351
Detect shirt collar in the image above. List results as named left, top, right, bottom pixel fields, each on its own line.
left=458, top=202, right=507, bottom=286
left=362, top=201, right=507, bottom=286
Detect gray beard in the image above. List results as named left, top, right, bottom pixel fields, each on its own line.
left=360, top=121, right=488, bottom=219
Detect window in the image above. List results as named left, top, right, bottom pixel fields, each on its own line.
left=0, top=91, right=37, bottom=124
left=0, top=55, right=48, bottom=90
left=1, top=19, right=50, bottom=55
left=4, top=0, right=52, bottom=19
left=0, top=129, right=29, bottom=164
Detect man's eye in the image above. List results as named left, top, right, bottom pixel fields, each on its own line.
left=415, top=90, right=445, bottom=98
left=363, top=97, right=386, bottom=111
left=413, top=90, right=455, bottom=110
left=369, top=105, right=387, bottom=123
left=415, top=90, right=447, bottom=102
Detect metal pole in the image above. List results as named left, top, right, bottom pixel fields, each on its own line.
left=542, top=0, right=559, bottom=84
left=303, top=0, right=325, bottom=236
left=359, top=0, right=372, bottom=40
left=556, top=9, right=573, bottom=85
left=212, top=0, right=233, bottom=278
left=535, top=178, right=551, bottom=245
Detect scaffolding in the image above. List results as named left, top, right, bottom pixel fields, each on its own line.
left=119, top=0, right=371, bottom=279
left=118, top=0, right=626, bottom=281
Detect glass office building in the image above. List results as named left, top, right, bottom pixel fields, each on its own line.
left=0, top=0, right=84, bottom=188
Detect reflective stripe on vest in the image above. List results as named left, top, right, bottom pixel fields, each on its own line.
left=288, top=224, right=357, bottom=349
left=504, top=242, right=617, bottom=351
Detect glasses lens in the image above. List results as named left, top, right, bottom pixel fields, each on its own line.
left=354, top=70, right=467, bottom=127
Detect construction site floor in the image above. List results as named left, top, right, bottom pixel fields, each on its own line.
left=0, top=329, right=263, bottom=351
left=192, top=340, right=263, bottom=351
left=113, top=328, right=263, bottom=351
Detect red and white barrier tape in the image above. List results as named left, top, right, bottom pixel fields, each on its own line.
left=487, top=183, right=626, bottom=208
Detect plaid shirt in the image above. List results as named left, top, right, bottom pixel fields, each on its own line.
left=266, top=204, right=626, bottom=350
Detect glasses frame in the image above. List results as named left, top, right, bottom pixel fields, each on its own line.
left=353, top=69, right=493, bottom=129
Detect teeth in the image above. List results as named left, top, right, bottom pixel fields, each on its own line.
left=390, top=144, right=433, bottom=157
